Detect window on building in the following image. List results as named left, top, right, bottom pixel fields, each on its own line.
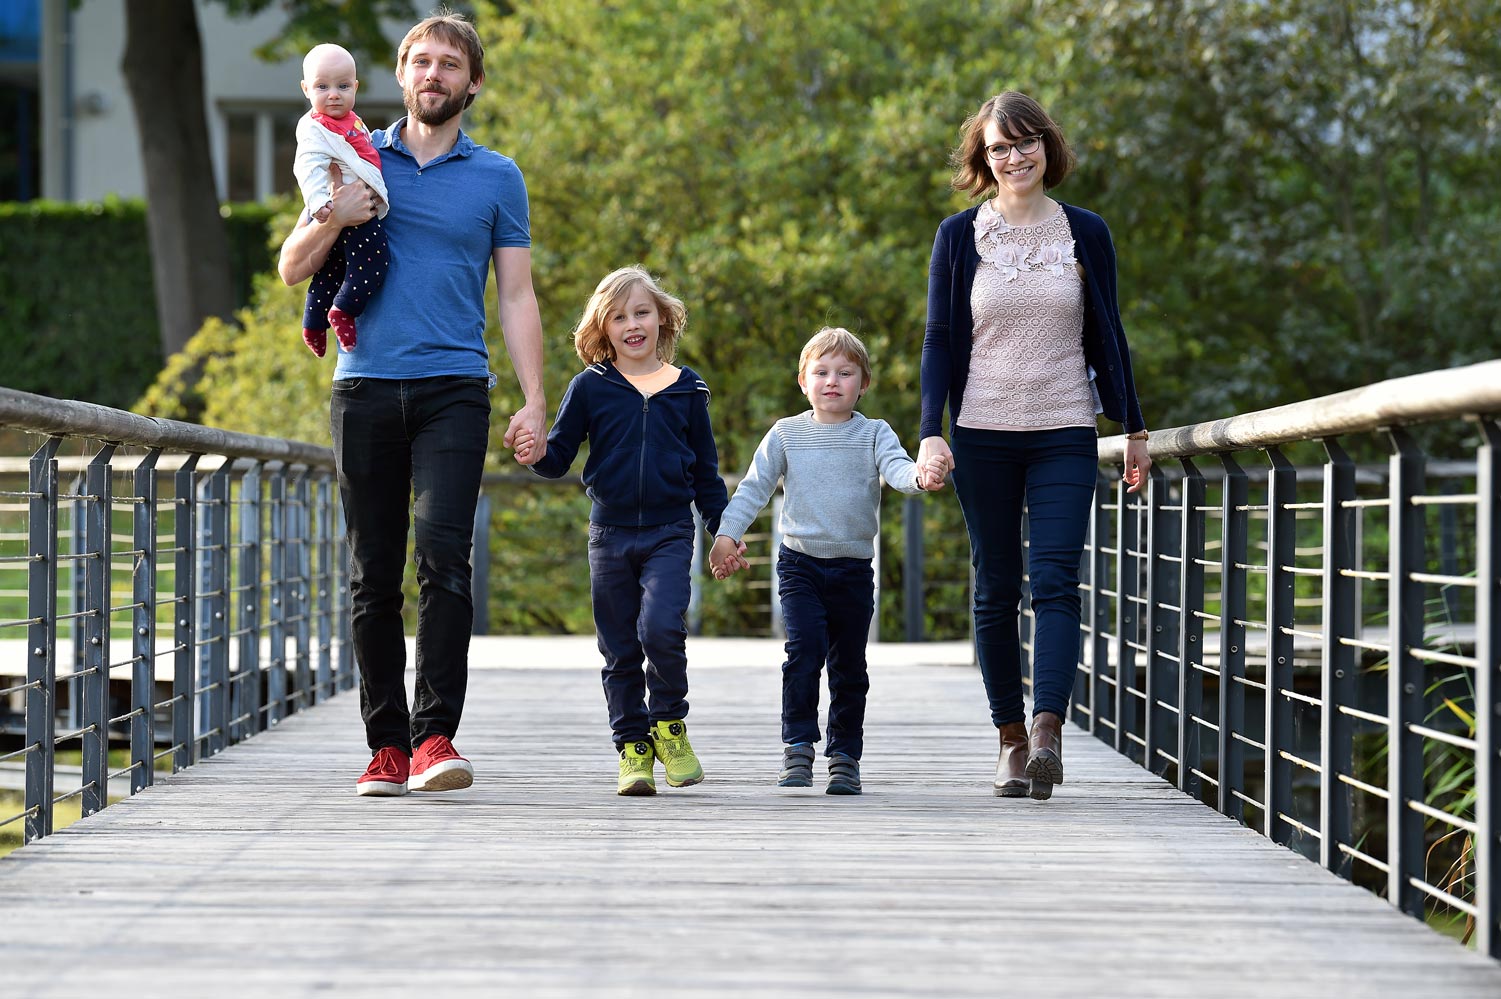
left=220, top=104, right=400, bottom=203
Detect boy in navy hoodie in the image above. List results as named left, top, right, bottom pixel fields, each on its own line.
left=527, top=266, right=728, bottom=795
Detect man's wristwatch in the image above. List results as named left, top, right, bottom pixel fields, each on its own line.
left=1125, top=430, right=1150, bottom=441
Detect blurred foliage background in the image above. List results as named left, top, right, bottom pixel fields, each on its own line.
left=133, top=0, right=1501, bottom=635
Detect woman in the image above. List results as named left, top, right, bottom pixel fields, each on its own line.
left=917, top=92, right=1151, bottom=800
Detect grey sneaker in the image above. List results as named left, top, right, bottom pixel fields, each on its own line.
left=778, top=743, right=815, bottom=787
left=825, top=753, right=862, bottom=795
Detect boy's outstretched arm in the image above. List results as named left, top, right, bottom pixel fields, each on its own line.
left=873, top=420, right=932, bottom=494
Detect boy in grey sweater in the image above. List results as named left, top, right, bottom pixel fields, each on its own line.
left=710, top=327, right=942, bottom=794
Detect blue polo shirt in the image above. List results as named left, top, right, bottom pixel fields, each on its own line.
left=332, top=117, right=531, bottom=382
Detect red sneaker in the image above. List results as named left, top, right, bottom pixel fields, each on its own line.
left=410, top=735, right=474, bottom=792
left=328, top=306, right=358, bottom=352
left=302, top=328, right=328, bottom=358
left=356, top=746, right=410, bottom=797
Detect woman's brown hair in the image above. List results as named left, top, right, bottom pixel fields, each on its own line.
left=950, top=92, right=1076, bottom=198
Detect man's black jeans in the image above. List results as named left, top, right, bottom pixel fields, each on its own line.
left=329, top=375, right=490, bottom=753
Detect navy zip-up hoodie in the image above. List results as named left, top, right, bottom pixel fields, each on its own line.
left=531, top=361, right=728, bottom=536
left=920, top=202, right=1146, bottom=439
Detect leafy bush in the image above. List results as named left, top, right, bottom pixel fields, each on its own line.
left=0, top=198, right=276, bottom=408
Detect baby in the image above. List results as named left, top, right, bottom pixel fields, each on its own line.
left=291, top=43, right=390, bottom=357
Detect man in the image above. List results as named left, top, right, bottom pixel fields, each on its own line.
left=278, top=11, right=546, bottom=797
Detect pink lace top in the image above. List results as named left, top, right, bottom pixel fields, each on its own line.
left=959, top=201, right=1097, bottom=431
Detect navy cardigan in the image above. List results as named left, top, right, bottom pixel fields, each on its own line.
left=919, top=202, right=1146, bottom=440
left=531, top=361, right=729, bottom=536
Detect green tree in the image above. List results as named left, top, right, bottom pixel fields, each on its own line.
left=143, top=0, right=1501, bottom=634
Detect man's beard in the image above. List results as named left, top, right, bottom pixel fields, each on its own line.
left=404, top=84, right=467, bottom=126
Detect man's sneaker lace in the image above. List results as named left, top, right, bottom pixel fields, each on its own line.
left=409, top=734, right=473, bottom=792
left=650, top=719, right=704, bottom=788
left=356, top=745, right=410, bottom=797
left=618, top=740, right=657, bottom=796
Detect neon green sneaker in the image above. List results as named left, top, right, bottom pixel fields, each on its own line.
left=617, top=740, right=657, bottom=796
left=650, top=719, right=704, bottom=787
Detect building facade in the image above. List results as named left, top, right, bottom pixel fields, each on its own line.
left=32, top=0, right=409, bottom=204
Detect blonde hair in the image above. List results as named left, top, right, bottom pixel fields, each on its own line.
left=573, top=266, right=688, bottom=365
left=798, top=327, right=872, bottom=388
left=396, top=10, right=485, bottom=109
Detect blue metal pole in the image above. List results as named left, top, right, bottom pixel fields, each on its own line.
left=1178, top=458, right=1207, bottom=800
left=130, top=450, right=160, bottom=792
left=24, top=437, right=62, bottom=842
left=1386, top=427, right=1428, bottom=920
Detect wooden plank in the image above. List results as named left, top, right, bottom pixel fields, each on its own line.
left=1, top=636, right=1497, bottom=997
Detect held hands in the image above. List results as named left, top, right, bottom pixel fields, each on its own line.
left=1123, top=437, right=1153, bottom=494
left=917, top=436, right=954, bottom=491
left=505, top=401, right=547, bottom=466
left=709, top=535, right=749, bottom=580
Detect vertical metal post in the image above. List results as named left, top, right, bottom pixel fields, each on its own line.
left=68, top=481, right=84, bottom=734
left=1089, top=477, right=1111, bottom=736
left=687, top=508, right=704, bottom=637
left=315, top=474, right=335, bottom=698
left=1219, top=454, right=1250, bottom=821
left=1113, top=480, right=1140, bottom=755
left=290, top=469, right=313, bottom=710
left=1386, top=427, right=1427, bottom=919
left=1178, top=458, right=1206, bottom=799
left=1019, top=503, right=1034, bottom=700
left=80, top=444, right=114, bottom=817
left=471, top=490, right=491, bottom=636
left=1264, top=447, right=1297, bottom=845
left=335, top=501, right=354, bottom=691
left=904, top=494, right=925, bottom=642
left=1473, top=417, right=1500, bottom=959
left=267, top=466, right=287, bottom=722
left=1144, top=466, right=1174, bottom=778
left=1438, top=476, right=1461, bottom=623
left=130, top=450, right=160, bottom=792
left=24, top=437, right=62, bottom=843
left=1320, top=438, right=1357, bottom=878
left=238, top=463, right=262, bottom=739
left=171, top=456, right=199, bottom=771
left=870, top=502, right=882, bottom=645
left=202, top=467, right=230, bottom=757
left=770, top=494, right=784, bottom=639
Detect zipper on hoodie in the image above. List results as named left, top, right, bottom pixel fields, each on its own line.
left=637, top=393, right=649, bottom=527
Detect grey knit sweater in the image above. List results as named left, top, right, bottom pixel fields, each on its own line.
left=717, top=411, right=923, bottom=560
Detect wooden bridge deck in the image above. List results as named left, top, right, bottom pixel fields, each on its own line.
left=3, top=636, right=1498, bottom=997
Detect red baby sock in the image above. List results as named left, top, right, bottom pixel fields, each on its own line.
left=328, top=306, right=358, bottom=352
left=302, top=328, right=327, bottom=358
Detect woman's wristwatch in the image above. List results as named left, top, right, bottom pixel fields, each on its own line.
left=1124, top=430, right=1149, bottom=441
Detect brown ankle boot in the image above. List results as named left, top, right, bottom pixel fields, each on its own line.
left=994, top=722, right=1030, bottom=798
left=1026, top=711, right=1064, bottom=800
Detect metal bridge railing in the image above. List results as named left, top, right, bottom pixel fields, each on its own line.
left=1037, top=359, right=1500, bottom=957
left=0, top=388, right=351, bottom=846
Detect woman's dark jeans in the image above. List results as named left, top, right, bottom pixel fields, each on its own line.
left=776, top=545, right=875, bottom=760
left=950, top=425, right=1098, bottom=725
left=329, top=375, right=490, bottom=753
left=587, top=519, right=695, bottom=748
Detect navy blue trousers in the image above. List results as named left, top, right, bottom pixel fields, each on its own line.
left=329, top=375, right=490, bottom=752
left=950, top=425, right=1097, bottom=725
left=777, top=545, right=875, bottom=760
left=587, top=520, right=695, bottom=748
left=303, top=215, right=389, bottom=331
